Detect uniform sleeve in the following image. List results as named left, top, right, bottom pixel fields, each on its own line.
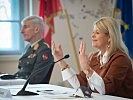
left=29, top=48, right=54, bottom=84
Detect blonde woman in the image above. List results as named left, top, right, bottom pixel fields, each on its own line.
left=52, top=17, right=133, bottom=99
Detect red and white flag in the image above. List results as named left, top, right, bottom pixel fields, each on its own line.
left=39, top=0, right=62, bottom=46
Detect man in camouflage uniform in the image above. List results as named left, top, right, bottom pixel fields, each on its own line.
left=14, top=15, right=54, bottom=84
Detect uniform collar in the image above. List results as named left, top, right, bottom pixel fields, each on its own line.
left=31, top=39, right=42, bottom=48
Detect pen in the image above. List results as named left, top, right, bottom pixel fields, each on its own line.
left=37, top=90, right=53, bottom=92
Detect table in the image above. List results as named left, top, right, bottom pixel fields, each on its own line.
left=0, top=74, right=26, bottom=86
left=0, top=84, right=132, bottom=100
left=0, top=79, right=26, bottom=86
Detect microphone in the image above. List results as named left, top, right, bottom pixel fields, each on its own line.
left=54, top=54, right=70, bottom=63
left=73, top=86, right=92, bottom=98
left=16, top=54, right=70, bottom=96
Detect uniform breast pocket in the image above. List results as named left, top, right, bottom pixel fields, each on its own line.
left=19, top=57, right=36, bottom=67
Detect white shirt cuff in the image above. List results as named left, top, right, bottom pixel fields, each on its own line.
left=87, top=71, right=105, bottom=94
left=61, top=67, right=76, bottom=81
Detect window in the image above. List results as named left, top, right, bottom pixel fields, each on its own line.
left=0, top=0, right=25, bottom=55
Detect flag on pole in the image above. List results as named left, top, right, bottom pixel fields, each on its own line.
left=114, top=0, right=133, bottom=58
left=39, top=0, right=62, bottom=46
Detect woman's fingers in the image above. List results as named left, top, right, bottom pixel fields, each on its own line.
left=58, top=44, right=62, bottom=52
left=51, top=41, right=56, bottom=54
left=82, top=42, right=86, bottom=54
left=79, top=41, right=83, bottom=54
left=79, top=41, right=86, bottom=54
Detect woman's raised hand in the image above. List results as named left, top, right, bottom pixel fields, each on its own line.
left=51, top=41, right=63, bottom=61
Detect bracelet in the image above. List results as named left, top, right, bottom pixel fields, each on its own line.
left=61, top=64, right=69, bottom=71
left=84, top=68, right=93, bottom=77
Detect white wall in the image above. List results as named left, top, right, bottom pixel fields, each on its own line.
left=0, top=0, right=116, bottom=86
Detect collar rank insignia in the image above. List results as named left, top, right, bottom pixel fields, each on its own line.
left=33, top=43, right=39, bottom=50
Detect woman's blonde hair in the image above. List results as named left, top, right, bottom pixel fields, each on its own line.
left=94, top=17, right=129, bottom=58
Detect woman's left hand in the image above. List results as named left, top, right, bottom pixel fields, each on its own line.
left=79, top=41, right=90, bottom=71
left=79, top=41, right=94, bottom=77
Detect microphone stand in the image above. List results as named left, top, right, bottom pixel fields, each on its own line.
left=15, top=54, right=70, bottom=96
left=16, top=62, right=54, bottom=96
left=16, top=77, right=38, bottom=96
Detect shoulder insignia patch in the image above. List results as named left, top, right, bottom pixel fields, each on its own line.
left=42, top=53, right=48, bottom=61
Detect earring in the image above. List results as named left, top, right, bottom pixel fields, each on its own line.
left=107, top=39, right=110, bottom=48
left=107, top=41, right=110, bottom=48
left=107, top=45, right=110, bottom=48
